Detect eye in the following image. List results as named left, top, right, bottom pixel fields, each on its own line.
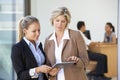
left=32, top=30, right=36, bottom=33
left=38, top=29, right=40, bottom=33
left=56, top=19, right=59, bottom=22
left=62, top=20, right=66, bottom=23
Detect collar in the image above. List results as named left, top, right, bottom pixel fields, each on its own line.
left=49, top=29, right=70, bottom=41
left=23, top=37, right=40, bottom=47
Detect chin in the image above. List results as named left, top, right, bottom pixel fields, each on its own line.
left=57, top=29, right=64, bottom=31
left=35, top=39, right=39, bottom=41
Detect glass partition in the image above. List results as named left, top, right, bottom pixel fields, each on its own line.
left=0, top=0, right=24, bottom=80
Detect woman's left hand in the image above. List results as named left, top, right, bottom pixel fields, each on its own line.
left=65, top=56, right=79, bottom=63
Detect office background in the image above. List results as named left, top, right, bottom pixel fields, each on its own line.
left=31, top=0, right=118, bottom=43
left=0, top=0, right=119, bottom=80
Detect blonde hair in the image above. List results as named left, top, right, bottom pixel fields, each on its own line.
left=18, top=16, right=39, bottom=41
left=50, top=7, right=71, bottom=27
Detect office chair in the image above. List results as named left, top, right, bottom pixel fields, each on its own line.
left=83, top=30, right=91, bottom=40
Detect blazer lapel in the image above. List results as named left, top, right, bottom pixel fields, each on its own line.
left=62, top=29, right=70, bottom=53
left=49, top=40, right=56, bottom=65
left=21, top=39, right=38, bottom=67
left=62, top=39, right=69, bottom=53
left=50, top=39, right=68, bottom=64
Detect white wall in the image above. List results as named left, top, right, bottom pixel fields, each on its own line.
left=31, top=0, right=118, bottom=43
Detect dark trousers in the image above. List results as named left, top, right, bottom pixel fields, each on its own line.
left=87, top=50, right=108, bottom=75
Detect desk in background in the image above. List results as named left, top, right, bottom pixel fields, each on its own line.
left=89, top=43, right=117, bottom=77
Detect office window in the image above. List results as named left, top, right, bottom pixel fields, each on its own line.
left=0, top=0, right=24, bottom=80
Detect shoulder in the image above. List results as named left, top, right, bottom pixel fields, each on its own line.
left=11, top=39, right=30, bottom=59
left=104, top=32, right=107, bottom=36
left=12, top=41, right=22, bottom=49
left=12, top=39, right=27, bottom=52
left=44, top=33, right=54, bottom=45
left=111, top=32, right=116, bottom=36
left=44, top=33, right=54, bottom=49
left=12, top=39, right=24, bottom=48
left=45, top=33, right=53, bottom=40
left=11, top=41, right=23, bottom=58
left=68, top=29, right=82, bottom=38
left=69, top=29, right=79, bottom=34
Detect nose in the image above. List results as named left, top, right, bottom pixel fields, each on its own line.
left=58, top=21, right=62, bottom=26
left=36, top=31, right=40, bottom=36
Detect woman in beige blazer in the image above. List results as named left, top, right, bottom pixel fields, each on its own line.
left=44, top=7, right=89, bottom=80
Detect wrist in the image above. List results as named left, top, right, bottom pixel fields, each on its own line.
left=29, top=68, right=39, bottom=78
left=35, top=67, right=41, bottom=73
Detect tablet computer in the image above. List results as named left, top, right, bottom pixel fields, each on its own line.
left=52, top=61, right=75, bottom=68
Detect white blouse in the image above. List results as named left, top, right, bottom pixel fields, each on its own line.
left=49, top=29, right=70, bottom=80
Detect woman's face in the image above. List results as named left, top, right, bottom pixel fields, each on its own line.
left=105, top=24, right=112, bottom=32
left=53, top=15, right=67, bottom=32
left=23, top=22, right=40, bottom=42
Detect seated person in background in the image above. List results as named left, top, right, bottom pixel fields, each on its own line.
left=104, top=22, right=116, bottom=43
left=77, top=21, right=111, bottom=80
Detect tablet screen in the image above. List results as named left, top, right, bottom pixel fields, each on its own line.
left=52, top=61, right=75, bottom=68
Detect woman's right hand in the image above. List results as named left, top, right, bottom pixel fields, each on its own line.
left=48, top=68, right=60, bottom=76
left=35, top=65, right=52, bottom=74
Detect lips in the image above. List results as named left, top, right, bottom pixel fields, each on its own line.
left=57, top=26, right=63, bottom=29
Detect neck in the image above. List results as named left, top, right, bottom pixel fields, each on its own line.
left=55, top=30, right=64, bottom=46
left=106, top=31, right=112, bottom=35
left=30, top=40, right=36, bottom=47
left=80, top=29, right=84, bottom=33
left=56, top=31, right=64, bottom=39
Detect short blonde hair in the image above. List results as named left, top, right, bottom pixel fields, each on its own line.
left=50, top=7, right=71, bottom=26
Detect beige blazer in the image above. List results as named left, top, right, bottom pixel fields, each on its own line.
left=44, top=29, right=89, bottom=80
